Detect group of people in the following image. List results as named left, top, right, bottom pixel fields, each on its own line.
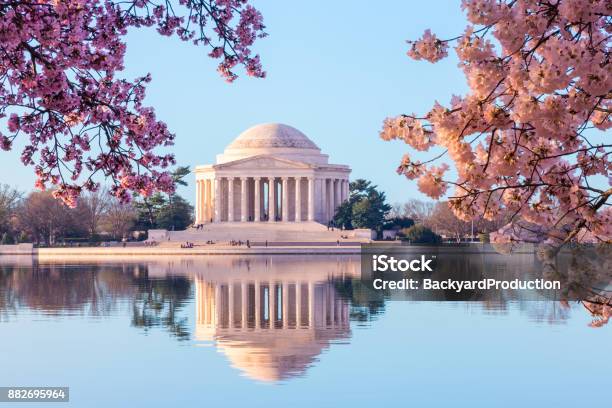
left=181, top=241, right=195, bottom=248
left=229, top=240, right=251, bottom=248
left=143, top=240, right=158, bottom=246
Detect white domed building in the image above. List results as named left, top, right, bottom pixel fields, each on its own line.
left=194, top=123, right=351, bottom=225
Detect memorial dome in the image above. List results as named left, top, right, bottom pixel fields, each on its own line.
left=216, top=123, right=327, bottom=164
left=227, top=123, right=319, bottom=150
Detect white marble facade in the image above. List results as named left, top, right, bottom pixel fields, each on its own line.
left=194, top=123, right=350, bottom=224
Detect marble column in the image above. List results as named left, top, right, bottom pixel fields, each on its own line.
left=254, top=177, right=261, bottom=222
left=240, top=177, right=248, bottom=222
left=345, top=179, right=350, bottom=202
left=241, top=282, right=247, bottom=330
left=203, top=180, right=207, bottom=223
left=282, top=283, right=289, bottom=329
left=281, top=177, right=289, bottom=222
left=198, top=180, right=204, bottom=223
left=329, top=289, right=335, bottom=326
left=334, top=178, right=341, bottom=210
left=214, top=177, right=221, bottom=223
left=295, top=177, right=301, bottom=222
left=269, top=283, right=276, bottom=325
left=308, top=282, right=315, bottom=327
left=296, top=282, right=302, bottom=327
left=254, top=280, right=261, bottom=328
left=228, top=283, right=234, bottom=328
left=227, top=177, right=234, bottom=222
left=195, top=180, right=201, bottom=223
left=202, top=180, right=208, bottom=222
left=307, top=177, right=315, bottom=221
left=319, top=178, right=329, bottom=223
left=206, top=179, right=212, bottom=222
left=214, top=285, right=221, bottom=326
left=327, top=179, right=334, bottom=223
left=268, top=178, right=276, bottom=222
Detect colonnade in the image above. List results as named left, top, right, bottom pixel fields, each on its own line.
left=195, top=279, right=350, bottom=330
left=195, top=176, right=349, bottom=224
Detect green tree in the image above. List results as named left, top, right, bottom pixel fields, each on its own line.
left=383, top=216, right=415, bottom=230
left=1, top=232, right=13, bottom=245
left=134, top=166, right=193, bottom=230
left=401, top=225, right=441, bottom=244
left=334, top=200, right=355, bottom=230
left=156, top=195, right=193, bottom=231
left=16, top=231, right=29, bottom=244
left=166, top=166, right=192, bottom=231
left=333, top=179, right=391, bottom=233
left=171, top=166, right=191, bottom=188
left=134, top=193, right=167, bottom=230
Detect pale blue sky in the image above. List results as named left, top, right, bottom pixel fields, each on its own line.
left=0, top=0, right=470, bottom=205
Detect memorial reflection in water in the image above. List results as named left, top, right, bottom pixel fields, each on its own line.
left=190, top=256, right=359, bottom=382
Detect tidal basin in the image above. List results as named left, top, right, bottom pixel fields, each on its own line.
left=0, top=254, right=609, bottom=407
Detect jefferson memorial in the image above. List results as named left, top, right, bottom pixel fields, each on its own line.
left=194, top=123, right=350, bottom=225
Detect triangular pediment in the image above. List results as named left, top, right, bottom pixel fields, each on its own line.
left=213, top=155, right=313, bottom=170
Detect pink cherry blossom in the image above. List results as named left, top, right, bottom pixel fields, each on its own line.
left=407, top=29, right=448, bottom=63
left=0, top=0, right=266, bottom=207
left=381, top=0, right=611, bottom=244
left=417, top=164, right=449, bottom=199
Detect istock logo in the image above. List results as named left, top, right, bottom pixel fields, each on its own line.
left=372, top=255, right=434, bottom=272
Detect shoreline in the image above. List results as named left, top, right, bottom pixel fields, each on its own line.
left=0, top=242, right=538, bottom=257
left=0, top=244, right=363, bottom=256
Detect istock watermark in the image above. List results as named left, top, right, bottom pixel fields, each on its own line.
left=358, top=243, right=593, bottom=302
left=372, top=254, right=434, bottom=272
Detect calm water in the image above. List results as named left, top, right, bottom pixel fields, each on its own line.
left=0, top=255, right=610, bottom=407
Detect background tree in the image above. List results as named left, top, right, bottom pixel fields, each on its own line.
left=383, top=216, right=414, bottom=231
left=388, top=203, right=404, bottom=219
left=401, top=224, right=441, bottom=244
left=1, top=232, right=12, bottom=245
left=425, top=201, right=510, bottom=242
left=0, top=1, right=266, bottom=206
left=333, top=179, right=391, bottom=233
left=16, top=191, right=87, bottom=244
left=426, top=201, right=472, bottom=242
left=0, top=184, right=22, bottom=241
left=380, top=0, right=611, bottom=244
left=100, top=200, right=138, bottom=240
left=77, top=188, right=110, bottom=239
left=403, top=199, right=435, bottom=225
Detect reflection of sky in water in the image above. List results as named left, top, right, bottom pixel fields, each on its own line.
left=0, top=256, right=610, bottom=407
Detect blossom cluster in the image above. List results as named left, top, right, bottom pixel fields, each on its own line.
left=381, top=0, right=611, bottom=243
left=406, top=29, right=448, bottom=63
left=0, top=0, right=266, bottom=206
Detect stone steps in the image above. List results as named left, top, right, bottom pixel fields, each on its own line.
left=163, top=222, right=371, bottom=243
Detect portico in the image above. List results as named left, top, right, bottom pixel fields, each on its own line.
left=194, top=124, right=350, bottom=225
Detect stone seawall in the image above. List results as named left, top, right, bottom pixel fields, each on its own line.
left=17, top=245, right=362, bottom=258
left=0, top=243, right=34, bottom=255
